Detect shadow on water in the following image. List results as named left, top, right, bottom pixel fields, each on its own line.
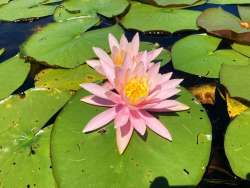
left=150, top=177, right=196, bottom=188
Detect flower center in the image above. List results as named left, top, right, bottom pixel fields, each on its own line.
left=124, top=77, right=149, bottom=105
left=240, top=21, right=250, bottom=29
left=114, top=52, right=125, bottom=67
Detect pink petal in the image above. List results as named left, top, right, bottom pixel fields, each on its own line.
left=93, top=47, right=113, bottom=67
left=138, top=110, right=172, bottom=141
left=153, top=88, right=181, bottom=101
left=120, top=34, right=129, bottom=50
left=147, top=48, right=163, bottom=62
left=130, top=33, right=140, bottom=56
left=81, top=95, right=115, bottom=107
left=116, top=121, right=133, bottom=154
left=105, top=91, right=123, bottom=104
left=108, top=33, right=119, bottom=51
left=102, top=81, right=114, bottom=90
left=143, top=100, right=189, bottom=112
left=161, top=79, right=183, bottom=90
left=83, top=107, right=116, bottom=133
left=100, top=59, right=115, bottom=86
left=80, top=83, right=110, bottom=100
left=86, top=60, right=104, bottom=75
left=114, top=106, right=130, bottom=128
left=130, top=110, right=146, bottom=136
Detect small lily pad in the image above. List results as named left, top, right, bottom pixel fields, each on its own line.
left=0, top=48, right=5, bottom=56
left=225, top=109, right=250, bottom=180
left=21, top=17, right=123, bottom=68
left=208, top=0, right=250, bottom=4
left=220, top=64, right=250, bottom=101
left=0, top=88, right=71, bottom=188
left=0, top=0, right=57, bottom=21
left=35, top=64, right=105, bottom=91
left=137, top=0, right=201, bottom=6
left=197, top=8, right=250, bottom=44
left=121, top=2, right=201, bottom=33
left=51, top=89, right=211, bottom=187
left=0, top=55, right=30, bottom=100
left=172, top=34, right=249, bottom=78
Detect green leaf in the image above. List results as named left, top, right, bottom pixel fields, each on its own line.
left=172, top=34, right=249, bottom=78
left=54, top=0, right=129, bottom=22
left=238, top=5, right=250, bottom=22
left=35, top=64, right=105, bottom=91
left=0, top=0, right=57, bottom=21
left=0, top=55, right=30, bottom=100
left=121, top=2, right=201, bottom=33
left=136, top=0, right=201, bottom=6
left=0, top=0, right=9, bottom=5
left=51, top=89, right=211, bottom=187
left=208, top=0, right=250, bottom=4
left=197, top=8, right=250, bottom=44
left=0, top=48, right=5, bottom=56
left=220, top=64, right=250, bottom=101
left=231, top=43, right=250, bottom=57
left=21, top=17, right=124, bottom=68
left=0, top=88, right=71, bottom=188
left=225, top=109, right=250, bottom=180
left=140, top=42, right=171, bottom=66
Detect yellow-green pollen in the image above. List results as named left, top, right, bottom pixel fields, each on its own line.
left=124, top=77, right=149, bottom=105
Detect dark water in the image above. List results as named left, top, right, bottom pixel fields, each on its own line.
left=0, top=3, right=249, bottom=188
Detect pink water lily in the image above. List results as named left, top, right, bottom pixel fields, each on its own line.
left=86, top=33, right=163, bottom=75
left=81, top=46, right=189, bottom=154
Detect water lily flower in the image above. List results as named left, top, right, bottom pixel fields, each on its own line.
left=81, top=53, right=189, bottom=154
left=86, top=33, right=163, bottom=75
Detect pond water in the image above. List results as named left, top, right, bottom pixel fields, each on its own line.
left=0, top=2, right=249, bottom=188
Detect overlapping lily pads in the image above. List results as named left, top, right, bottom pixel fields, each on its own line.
left=0, top=88, right=71, bottom=188
left=21, top=17, right=123, bottom=68
left=136, top=0, right=202, bottom=6
left=121, top=2, right=201, bottom=33
left=197, top=7, right=250, bottom=44
left=220, top=64, right=250, bottom=101
left=0, top=55, right=30, bottom=100
left=0, top=0, right=58, bottom=21
left=54, top=0, right=129, bottom=22
left=208, top=0, right=250, bottom=4
left=51, top=89, right=211, bottom=187
left=232, top=43, right=250, bottom=57
left=225, top=109, right=250, bottom=180
left=172, top=34, right=250, bottom=78
left=35, top=64, right=104, bottom=91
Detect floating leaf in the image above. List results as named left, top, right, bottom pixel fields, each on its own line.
left=172, top=34, right=249, bottom=78
left=0, top=55, right=30, bottom=100
left=220, top=64, right=250, bottom=101
left=121, top=2, right=201, bottom=33
left=0, top=48, right=5, bottom=56
left=51, top=89, right=211, bottom=187
left=140, top=42, right=171, bottom=66
left=225, top=109, right=250, bottom=180
left=231, top=43, right=250, bottom=57
left=189, top=83, right=216, bottom=105
left=35, top=64, right=105, bottom=91
left=0, top=0, right=57, bottom=21
left=0, top=0, right=9, bottom=5
left=21, top=17, right=123, bottom=68
left=238, top=5, right=250, bottom=22
left=136, top=0, right=202, bottom=7
left=54, top=0, right=129, bottom=22
left=208, top=0, right=250, bottom=4
left=0, top=89, right=71, bottom=188
left=197, top=8, right=250, bottom=44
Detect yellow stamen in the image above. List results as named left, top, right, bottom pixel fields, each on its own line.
left=124, top=77, right=149, bottom=105
left=240, top=22, right=250, bottom=29
left=114, top=52, right=125, bottom=67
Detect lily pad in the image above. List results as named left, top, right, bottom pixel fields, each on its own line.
left=0, top=88, right=71, bottom=188
left=140, top=42, right=171, bottom=66
left=0, top=55, right=30, bottom=100
left=135, top=0, right=203, bottom=7
left=197, top=8, right=250, bottom=44
left=208, top=0, right=250, bottom=4
left=51, top=89, right=211, bottom=187
left=21, top=17, right=123, bottom=68
left=231, top=43, right=250, bottom=57
left=0, top=48, right=5, bottom=56
left=220, top=64, right=250, bottom=101
left=0, top=0, right=9, bottom=5
left=172, top=34, right=249, bottom=78
left=54, top=0, right=129, bottom=21
left=35, top=64, right=105, bottom=91
left=0, top=0, right=57, bottom=21
left=225, top=109, right=250, bottom=180
left=121, top=2, right=201, bottom=33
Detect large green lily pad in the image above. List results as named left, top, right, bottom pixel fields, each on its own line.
left=231, top=43, right=250, bottom=57
left=0, top=0, right=57, bottom=21
left=51, top=89, right=211, bottom=187
left=197, top=8, right=250, bottom=44
left=208, top=0, right=250, bottom=4
left=54, top=0, right=129, bottom=21
left=0, top=55, right=30, bottom=100
left=225, top=109, right=250, bottom=180
left=0, top=88, right=71, bottom=188
left=35, top=64, right=105, bottom=91
left=220, top=64, right=250, bottom=101
left=121, top=2, right=201, bottom=33
left=172, top=34, right=249, bottom=78
left=21, top=17, right=123, bottom=68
